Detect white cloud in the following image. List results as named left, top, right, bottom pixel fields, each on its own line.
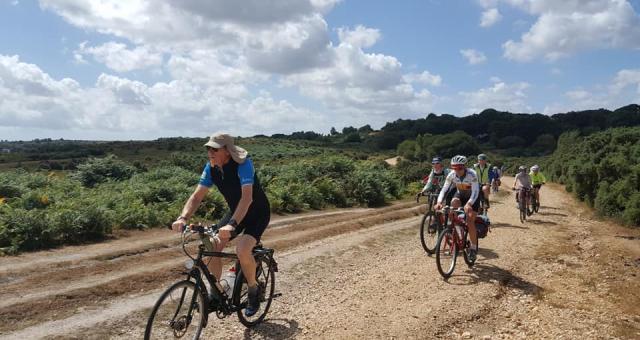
left=403, top=71, right=442, bottom=87
left=565, top=89, right=590, bottom=101
left=0, top=54, right=327, bottom=138
left=75, top=42, right=163, bottom=72
left=611, top=69, right=640, bottom=95
left=22, top=1, right=444, bottom=138
left=337, top=25, right=380, bottom=48
left=480, top=8, right=502, bottom=27
left=460, top=49, right=487, bottom=65
left=460, top=81, right=531, bottom=114
left=281, top=34, right=440, bottom=123
left=501, top=0, right=640, bottom=62
left=544, top=68, right=640, bottom=114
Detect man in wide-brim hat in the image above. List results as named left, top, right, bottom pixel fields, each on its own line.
left=172, top=132, right=271, bottom=317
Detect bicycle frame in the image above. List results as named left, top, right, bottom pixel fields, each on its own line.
left=441, top=206, right=469, bottom=250
left=181, top=228, right=276, bottom=319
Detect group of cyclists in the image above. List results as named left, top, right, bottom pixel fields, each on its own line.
left=417, top=153, right=547, bottom=262
left=162, top=133, right=548, bottom=331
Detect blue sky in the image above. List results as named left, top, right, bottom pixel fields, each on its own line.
left=0, top=0, right=639, bottom=140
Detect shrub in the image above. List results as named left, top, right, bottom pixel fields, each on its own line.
left=72, top=155, right=137, bottom=187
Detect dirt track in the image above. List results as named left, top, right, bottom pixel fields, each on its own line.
left=1, top=178, right=639, bottom=339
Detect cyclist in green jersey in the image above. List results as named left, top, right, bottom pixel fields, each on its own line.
left=473, top=154, right=495, bottom=209
left=529, top=165, right=547, bottom=206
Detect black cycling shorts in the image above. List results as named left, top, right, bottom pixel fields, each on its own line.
left=445, top=189, right=481, bottom=212
left=533, top=184, right=542, bottom=189
left=233, top=215, right=270, bottom=243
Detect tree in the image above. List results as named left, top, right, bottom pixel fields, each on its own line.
left=397, top=140, right=417, bottom=160
left=342, top=126, right=357, bottom=134
left=358, top=125, right=373, bottom=133
left=330, top=127, right=338, bottom=135
left=343, top=132, right=362, bottom=143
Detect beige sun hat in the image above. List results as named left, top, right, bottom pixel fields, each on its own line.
left=204, top=132, right=247, bottom=164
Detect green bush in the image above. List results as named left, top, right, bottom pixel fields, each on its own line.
left=72, top=155, right=137, bottom=187
left=0, top=207, right=52, bottom=252
left=544, top=127, right=640, bottom=226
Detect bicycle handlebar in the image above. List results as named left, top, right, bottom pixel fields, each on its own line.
left=168, top=223, right=237, bottom=239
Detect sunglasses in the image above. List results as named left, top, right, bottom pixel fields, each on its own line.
left=451, top=165, right=465, bottom=170
left=432, top=162, right=441, bottom=165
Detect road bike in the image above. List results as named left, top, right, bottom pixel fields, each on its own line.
left=144, top=224, right=279, bottom=339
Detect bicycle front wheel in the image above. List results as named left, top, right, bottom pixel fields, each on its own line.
left=419, top=210, right=438, bottom=255
left=234, top=256, right=276, bottom=327
left=435, top=228, right=458, bottom=279
left=144, top=280, right=206, bottom=340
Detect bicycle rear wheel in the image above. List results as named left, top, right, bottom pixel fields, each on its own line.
left=234, top=256, right=276, bottom=327
left=145, top=280, right=206, bottom=340
left=419, top=210, right=438, bottom=255
left=519, top=194, right=527, bottom=223
left=435, top=228, right=457, bottom=279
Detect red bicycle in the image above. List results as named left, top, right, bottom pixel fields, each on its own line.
left=434, top=206, right=477, bottom=278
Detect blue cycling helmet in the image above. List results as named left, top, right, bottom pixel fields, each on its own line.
left=431, top=156, right=442, bottom=164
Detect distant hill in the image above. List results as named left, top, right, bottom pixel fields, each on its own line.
left=369, top=104, right=640, bottom=150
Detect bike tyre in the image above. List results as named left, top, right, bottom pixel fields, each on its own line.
left=144, top=280, right=206, bottom=340
left=435, top=228, right=458, bottom=279
left=234, top=256, right=276, bottom=328
left=419, top=210, right=438, bottom=255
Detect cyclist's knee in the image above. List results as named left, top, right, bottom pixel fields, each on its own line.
left=213, top=236, right=228, bottom=251
left=235, top=235, right=257, bottom=257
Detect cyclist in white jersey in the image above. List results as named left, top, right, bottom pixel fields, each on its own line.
left=434, top=155, right=480, bottom=262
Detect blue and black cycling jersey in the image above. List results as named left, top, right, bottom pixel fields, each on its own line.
left=199, top=157, right=270, bottom=228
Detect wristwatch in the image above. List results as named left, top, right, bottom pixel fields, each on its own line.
left=177, top=215, right=188, bottom=222
left=228, top=219, right=238, bottom=228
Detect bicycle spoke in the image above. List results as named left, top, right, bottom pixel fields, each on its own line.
left=145, top=281, right=205, bottom=340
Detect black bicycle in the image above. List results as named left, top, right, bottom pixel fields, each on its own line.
left=144, top=224, right=278, bottom=339
left=418, top=192, right=444, bottom=255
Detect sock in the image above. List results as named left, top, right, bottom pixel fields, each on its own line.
left=470, top=243, right=478, bottom=251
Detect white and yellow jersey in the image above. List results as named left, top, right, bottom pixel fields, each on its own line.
left=437, top=168, right=480, bottom=205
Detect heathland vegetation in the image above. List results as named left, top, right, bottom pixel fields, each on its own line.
left=1, top=104, right=639, bottom=253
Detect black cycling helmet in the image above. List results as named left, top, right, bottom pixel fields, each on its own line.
left=431, top=156, right=442, bottom=164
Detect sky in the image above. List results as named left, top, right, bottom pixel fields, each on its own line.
left=0, top=0, right=639, bottom=140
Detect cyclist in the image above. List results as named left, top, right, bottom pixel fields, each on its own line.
left=418, top=156, right=450, bottom=197
left=434, top=155, right=480, bottom=262
left=512, top=165, right=532, bottom=206
left=171, top=132, right=270, bottom=317
left=529, top=165, right=547, bottom=206
left=473, top=154, right=494, bottom=209
left=491, top=165, right=501, bottom=192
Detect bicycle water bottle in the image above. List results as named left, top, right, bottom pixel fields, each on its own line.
left=221, top=265, right=237, bottom=296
